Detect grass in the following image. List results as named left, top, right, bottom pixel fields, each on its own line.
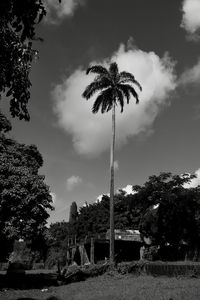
left=1, top=273, right=200, bottom=300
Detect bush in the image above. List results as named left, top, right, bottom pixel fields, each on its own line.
left=6, top=262, right=25, bottom=276
left=117, top=261, right=147, bottom=275
left=82, top=264, right=109, bottom=277
left=143, top=246, right=159, bottom=261
left=32, top=262, right=45, bottom=270
left=0, top=262, right=9, bottom=271
left=8, top=241, right=42, bottom=269
left=45, top=247, right=68, bottom=269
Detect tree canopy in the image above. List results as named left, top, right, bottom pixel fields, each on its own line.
left=0, top=123, right=54, bottom=253
left=82, top=62, right=142, bottom=114
left=0, top=0, right=59, bottom=120
left=138, top=172, right=200, bottom=249
left=68, top=172, right=200, bottom=254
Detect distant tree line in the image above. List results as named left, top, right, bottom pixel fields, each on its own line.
left=46, top=172, right=200, bottom=266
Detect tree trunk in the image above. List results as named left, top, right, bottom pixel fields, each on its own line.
left=109, top=104, right=115, bottom=264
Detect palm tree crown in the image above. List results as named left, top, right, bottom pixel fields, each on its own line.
left=82, top=62, right=142, bottom=113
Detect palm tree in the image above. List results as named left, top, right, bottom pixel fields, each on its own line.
left=82, top=62, right=142, bottom=263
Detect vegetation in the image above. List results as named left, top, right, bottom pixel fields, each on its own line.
left=138, top=172, right=200, bottom=258
left=45, top=222, right=71, bottom=269
left=0, top=0, right=60, bottom=120
left=0, top=116, right=53, bottom=260
left=53, top=172, right=200, bottom=261
left=69, top=201, right=78, bottom=225
left=82, top=62, right=142, bottom=263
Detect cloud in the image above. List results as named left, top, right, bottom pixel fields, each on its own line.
left=66, top=175, right=82, bottom=191
left=44, top=0, right=85, bottom=23
left=96, top=184, right=136, bottom=203
left=120, top=185, right=137, bottom=195
left=114, top=161, right=119, bottom=171
left=181, top=0, right=200, bottom=39
left=179, top=57, right=200, bottom=86
left=50, top=192, right=56, bottom=203
left=96, top=194, right=109, bottom=203
left=53, top=41, right=176, bottom=156
left=183, top=169, right=200, bottom=188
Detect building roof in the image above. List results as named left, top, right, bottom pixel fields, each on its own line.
left=106, top=229, right=142, bottom=242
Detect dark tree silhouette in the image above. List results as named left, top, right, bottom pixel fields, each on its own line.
left=0, top=123, right=54, bottom=254
left=69, top=201, right=78, bottom=224
left=0, top=0, right=60, bottom=120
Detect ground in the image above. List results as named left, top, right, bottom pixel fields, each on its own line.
left=1, top=273, right=200, bottom=300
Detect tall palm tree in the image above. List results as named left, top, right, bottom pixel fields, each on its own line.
left=82, top=62, right=142, bottom=263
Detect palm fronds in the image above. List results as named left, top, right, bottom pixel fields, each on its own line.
left=83, top=62, right=142, bottom=112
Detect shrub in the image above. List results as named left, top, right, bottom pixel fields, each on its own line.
left=117, top=261, right=147, bottom=275
left=143, top=246, right=159, bottom=261
left=0, top=262, right=9, bottom=271
left=45, top=247, right=67, bottom=269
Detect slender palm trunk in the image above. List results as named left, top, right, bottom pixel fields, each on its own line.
left=109, top=103, right=115, bottom=264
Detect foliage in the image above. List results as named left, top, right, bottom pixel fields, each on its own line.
left=0, top=111, right=12, bottom=133
left=69, top=201, right=78, bottom=224
left=0, top=124, right=53, bottom=259
left=73, top=172, right=200, bottom=259
left=75, top=193, right=144, bottom=240
left=76, top=196, right=110, bottom=239
left=8, top=240, right=41, bottom=268
left=82, top=62, right=142, bottom=114
left=138, top=172, right=200, bottom=249
left=0, top=0, right=60, bottom=120
left=45, top=222, right=71, bottom=268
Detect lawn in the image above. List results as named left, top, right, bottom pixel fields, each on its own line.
left=1, top=273, right=200, bottom=300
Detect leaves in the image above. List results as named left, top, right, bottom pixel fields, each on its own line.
left=0, top=0, right=48, bottom=120
left=119, top=71, right=142, bottom=91
left=82, top=62, right=142, bottom=114
left=86, top=65, right=109, bottom=77
left=138, top=172, right=200, bottom=247
left=0, top=131, right=54, bottom=242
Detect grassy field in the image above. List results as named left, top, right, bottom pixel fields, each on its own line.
left=1, top=273, right=200, bottom=300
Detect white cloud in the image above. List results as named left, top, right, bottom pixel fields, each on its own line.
left=96, top=184, right=136, bottom=203
left=179, top=57, right=200, bottom=86
left=53, top=41, right=176, bottom=156
left=50, top=192, right=56, bottom=203
left=96, top=193, right=109, bottom=203
left=44, top=0, right=85, bottom=23
left=183, top=169, right=200, bottom=188
left=114, top=161, right=119, bottom=171
left=121, top=185, right=137, bottom=195
left=66, top=175, right=82, bottom=191
left=181, top=0, right=200, bottom=39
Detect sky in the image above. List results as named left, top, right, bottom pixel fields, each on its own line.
left=2, top=0, right=200, bottom=224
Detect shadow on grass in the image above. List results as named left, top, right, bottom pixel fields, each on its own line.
left=0, top=273, right=58, bottom=290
